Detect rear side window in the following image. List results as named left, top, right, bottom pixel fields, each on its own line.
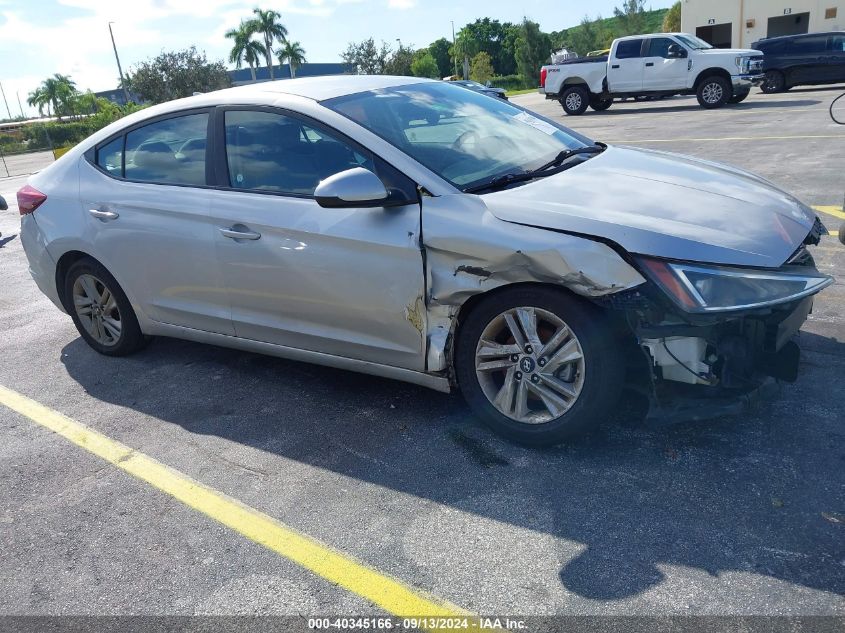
left=223, top=110, right=374, bottom=196
left=830, top=35, right=845, bottom=52
left=96, top=137, right=123, bottom=174
left=123, top=113, right=208, bottom=185
left=615, top=40, right=643, bottom=59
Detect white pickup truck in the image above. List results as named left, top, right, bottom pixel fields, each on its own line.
left=540, top=33, right=764, bottom=115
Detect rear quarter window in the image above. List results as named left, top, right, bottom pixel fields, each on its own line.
left=96, top=137, right=123, bottom=174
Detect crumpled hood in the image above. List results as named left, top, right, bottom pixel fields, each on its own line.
left=483, top=146, right=816, bottom=268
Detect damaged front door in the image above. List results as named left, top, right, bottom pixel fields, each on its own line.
left=210, top=108, right=426, bottom=370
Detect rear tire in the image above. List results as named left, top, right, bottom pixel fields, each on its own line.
left=64, top=257, right=147, bottom=357
left=589, top=97, right=613, bottom=112
left=559, top=86, right=589, bottom=116
left=761, top=70, right=787, bottom=94
left=696, top=75, right=731, bottom=109
left=455, top=287, right=624, bottom=446
left=729, top=90, right=750, bottom=104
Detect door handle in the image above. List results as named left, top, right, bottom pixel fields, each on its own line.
left=645, top=62, right=654, bottom=67
left=219, top=226, right=261, bottom=240
left=88, top=209, right=119, bottom=221
left=611, top=64, right=620, bottom=69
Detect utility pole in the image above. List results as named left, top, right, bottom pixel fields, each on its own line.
left=0, top=80, right=11, bottom=120
left=451, top=21, right=458, bottom=77
left=108, top=22, right=131, bottom=104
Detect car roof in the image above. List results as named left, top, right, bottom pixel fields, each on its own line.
left=753, top=30, right=844, bottom=44
left=217, top=74, right=433, bottom=102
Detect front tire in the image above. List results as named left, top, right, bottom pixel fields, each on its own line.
left=761, top=70, right=787, bottom=93
left=65, top=257, right=147, bottom=356
left=455, top=287, right=623, bottom=446
left=589, top=97, right=613, bottom=112
left=729, top=90, right=750, bottom=104
left=696, top=75, right=731, bottom=109
left=559, top=86, right=589, bottom=116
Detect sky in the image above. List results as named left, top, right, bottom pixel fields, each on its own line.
left=0, top=0, right=674, bottom=118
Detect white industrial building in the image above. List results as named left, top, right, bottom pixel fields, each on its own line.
left=681, top=0, right=844, bottom=48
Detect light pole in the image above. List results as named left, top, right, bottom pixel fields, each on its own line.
left=16, top=91, right=24, bottom=118
left=451, top=21, right=458, bottom=77
left=108, top=22, right=130, bottom=104
left=0, top=80, right=11, bottom=120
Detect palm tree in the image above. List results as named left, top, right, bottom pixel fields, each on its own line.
left=27, top=87, right=51, bottom=117
left=277, top=41, right=306, bottom=79
left=248, top=8, right=288, bottom=80
left=27, top=74, right=77, bottom=119
left=226, top=22, right=266, bottom=82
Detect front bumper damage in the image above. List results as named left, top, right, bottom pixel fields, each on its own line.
left=602, top=286, right=816, bottom=426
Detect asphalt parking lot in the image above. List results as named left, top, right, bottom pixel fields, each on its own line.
left=0, top=86, right=844, bottom=627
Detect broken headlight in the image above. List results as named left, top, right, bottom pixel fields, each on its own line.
left=638, top=257, right=834, bottom=313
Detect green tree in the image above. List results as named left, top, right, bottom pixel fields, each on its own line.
left=469, top=51, right=494, bottom=84
left=428, top=38, right=452, bottom=78
left=226, top=22, right=266, bottom=82
left=278, top=40, right=307, bottom=78
left=27, top=87, right=51, bottom=117
left=455, top=18, right=515, bottom=75
left=341, top=38, right=392, bottom=74
left=614, top=0, right=648, bottom=36
left=27, top=74, right=77, bottom=120
left=566, top=14, right=613, bottom=56
left=411, top=51, right=440, bottom=79
left=515, top=19, right=551, bottom=87
left=663, top=1, right=682, bottom=32
left=385, top=44, right=416, bottom=76
left=248, top=8, right=288, bottom=80
left=125, top=47, right=231, bottom=104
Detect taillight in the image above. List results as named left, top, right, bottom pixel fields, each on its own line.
left=540, top=67, right=547, bottom=88
left=17, top=185, right=47, bottom=215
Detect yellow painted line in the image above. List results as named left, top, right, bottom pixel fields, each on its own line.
left=813, top=205, right=845, bottom=221
left=830, top=231, right=839, bottom=238
left=0, top=384, right=468, bottom=625
left=611, top=134, right=845, bottom=143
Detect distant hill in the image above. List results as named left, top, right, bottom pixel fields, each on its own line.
left=551, top=8, right=670, bottom=54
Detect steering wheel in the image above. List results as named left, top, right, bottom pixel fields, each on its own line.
left=452, top=130, right=479, bottom=151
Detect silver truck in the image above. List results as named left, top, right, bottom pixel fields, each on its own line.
left=540, top=33, right=764, bottom=115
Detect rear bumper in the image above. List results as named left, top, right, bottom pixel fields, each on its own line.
left=20, top=215, right=63, bottom=312
left=732, top=73, right=765, bottom=90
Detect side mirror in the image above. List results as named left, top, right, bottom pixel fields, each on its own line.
left=667, top=44, right=687, bottom=59
left=315, top=167, right=390, bottom=208
left=0, top=195, right=7, bottom=211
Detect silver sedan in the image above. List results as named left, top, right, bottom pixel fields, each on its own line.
left=18, top=76, right=833, bottom=445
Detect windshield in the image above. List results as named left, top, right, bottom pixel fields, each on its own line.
left=324, top=82, right=589, bottom=191
left=675, top=34, right=713, bottom=50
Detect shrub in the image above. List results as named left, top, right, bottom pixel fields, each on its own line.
left=487, top=74, right=529, bottom=91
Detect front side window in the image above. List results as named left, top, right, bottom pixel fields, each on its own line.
left=324, top=82, right=588, bottom=191
left=831, top=35, right=845, bottom=52
left=223, top=110, right=374, bottom=195
left=615, top=40, right=644, bottom=59
left=789, top=36, right=828, bottom=54
left=123, top=113, right=208, bottom=185
left=647, top=38, right=677, bottom=58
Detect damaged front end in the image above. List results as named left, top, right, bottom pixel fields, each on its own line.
left=599, top=240, right=834, bottom=423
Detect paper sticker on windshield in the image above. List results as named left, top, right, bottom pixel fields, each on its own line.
left=512, top=111, right=558, bottom=135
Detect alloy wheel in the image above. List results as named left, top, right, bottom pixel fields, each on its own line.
left=702, top=81, right=724, bottom=104
left=474, top=306, right=585, bottom=424
left=72, top=273, right=122, bottom=347
left=565, top=92, right=583, bottom=112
